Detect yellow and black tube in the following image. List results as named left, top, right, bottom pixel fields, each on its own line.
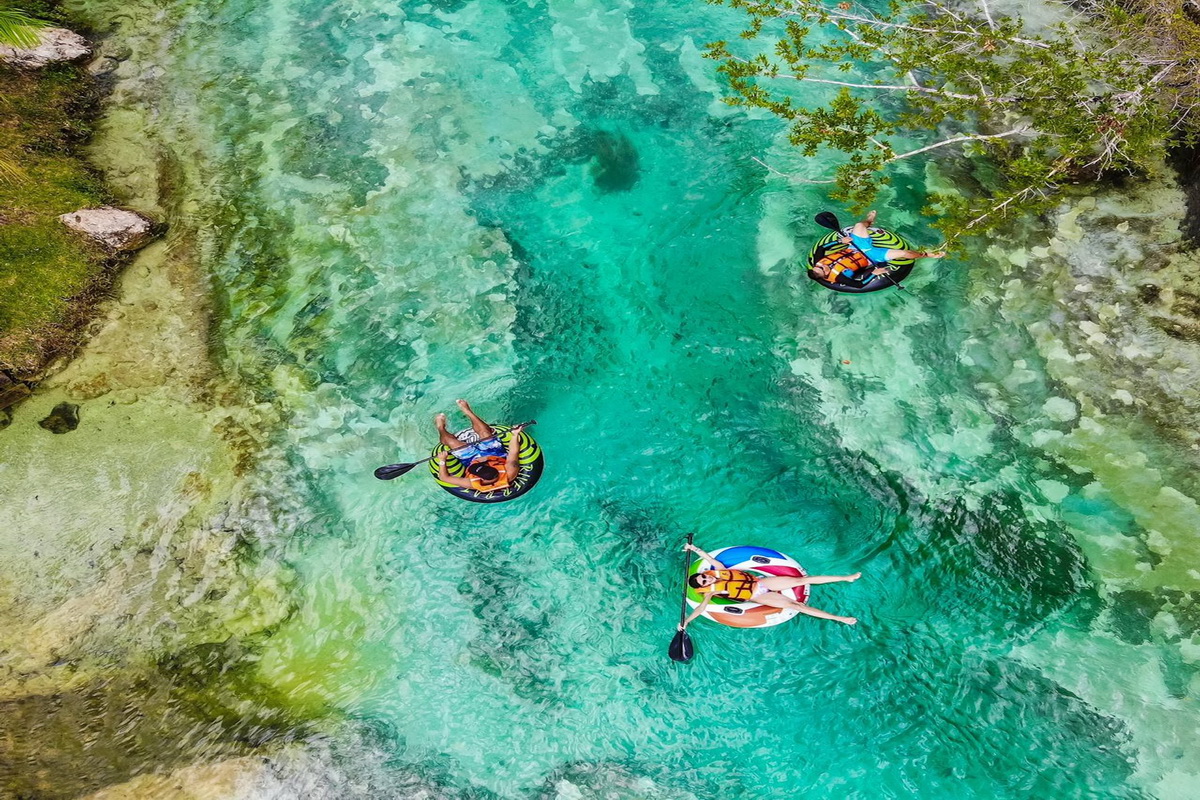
left=428, top=424, right=545, bottom=504
left=806, top=227, right=915, bottom=293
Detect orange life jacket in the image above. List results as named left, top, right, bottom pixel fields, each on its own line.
left=467, top=455, right=512, bottom=492
left=698, top=569, right=758, bottom=602
left=815, top=248, right=872, bottom=281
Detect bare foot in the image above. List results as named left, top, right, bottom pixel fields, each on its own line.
left=456, top=398, right=472, bottom=413
left=846, top=572, right=862, bottom=582
left=435, top=413, right=448, bottom=431
left=843, top=616, right=858, bottom=625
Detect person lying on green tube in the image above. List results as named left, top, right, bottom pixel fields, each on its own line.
left=434, top=399, right=527, bottom=493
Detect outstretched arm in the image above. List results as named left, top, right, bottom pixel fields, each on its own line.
left=684, top=542, right=725, bottom=570
left=503, top=424, right=526, bottom=481
left=680, top=595, right=712, bottom=629
left=437, top=454, right=472, bottom=489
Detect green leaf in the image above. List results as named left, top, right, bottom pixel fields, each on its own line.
left=0, top=8, right=48, bottom=50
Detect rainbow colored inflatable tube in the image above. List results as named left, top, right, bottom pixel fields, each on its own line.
left=686, top=545, right=809, bottom=629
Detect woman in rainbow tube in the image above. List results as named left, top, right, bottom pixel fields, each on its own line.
left=680, top=542, right=861, bottom=629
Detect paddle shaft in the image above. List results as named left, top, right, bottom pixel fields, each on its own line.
left=678, top=532, right=694, bottom=628
left=668, top=533, right=696, bottom=662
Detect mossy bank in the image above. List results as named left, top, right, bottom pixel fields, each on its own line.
left=0, top=0, right=132, bottom=411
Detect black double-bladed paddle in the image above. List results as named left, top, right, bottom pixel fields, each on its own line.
left=668, top=532, right=696, bottom=663
left=813, top=211, right=907, bottom=293
left=373, top=420, right=537, bottom=480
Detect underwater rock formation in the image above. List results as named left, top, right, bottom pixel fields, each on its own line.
left=588, top=130, right=640, bottom=193
left=536, top=762, right=699, bottom=800
left=36, top=401, right=79, bottom=434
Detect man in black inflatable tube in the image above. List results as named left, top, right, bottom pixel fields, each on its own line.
left=811, top=210, right=946, bottom=287
left=434, top=399, right=526, bottom=493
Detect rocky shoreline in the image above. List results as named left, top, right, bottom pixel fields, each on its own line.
left=1, top=21, right=160, bottom=423
left=0, top=12, right=325, bottom=797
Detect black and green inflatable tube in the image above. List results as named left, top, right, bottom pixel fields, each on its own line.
left=806, top=227, right=916, bottom=294
left=428, top=424, right=544, bottom=504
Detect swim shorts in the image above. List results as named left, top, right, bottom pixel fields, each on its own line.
left=451, top=435, right=506, bottom=466
left=850, top=232, right=891, bottom=264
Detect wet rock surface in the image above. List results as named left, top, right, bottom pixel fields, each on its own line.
left=58, top=206, right=158, bottom=252
left=0, top=371, right=32, bottom=411
left=0, top=27, right=91, bottom=69
left=1168, top=140, right=1200, bottom=248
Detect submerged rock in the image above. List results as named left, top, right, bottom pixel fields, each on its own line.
left=58, top=206, right=158, bottom=252
left=589, top=130, right=640, bottom=192
left=0, top=27, right=91, bottom=69
left=37, top=402, right=79, bottom=434
left=537, top=762, right=698, bottom=800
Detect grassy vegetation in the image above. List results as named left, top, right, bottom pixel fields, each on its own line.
left=0, top=51, right=111, bottom=375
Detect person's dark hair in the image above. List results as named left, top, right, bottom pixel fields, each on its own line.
left=687, top=574, right=707, bottom=589
left=467, top=462, right=500, bottom=483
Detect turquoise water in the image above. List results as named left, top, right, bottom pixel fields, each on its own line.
left=51, top=0, right=1200, bottom=796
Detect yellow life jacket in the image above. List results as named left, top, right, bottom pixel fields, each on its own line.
left=815, top=247, right=872, bottom=281
left=467, top=455, right=512, bottom=492
left=698, top=569, right=758, bottom=602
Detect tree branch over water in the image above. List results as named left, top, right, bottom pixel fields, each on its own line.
left=705, top=0, right=1198, bottom=242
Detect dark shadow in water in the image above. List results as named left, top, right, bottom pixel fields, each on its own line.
left=587, top=130, right=640, bottom=193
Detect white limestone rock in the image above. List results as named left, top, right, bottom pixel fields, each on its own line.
left=1042, top=396, right=1079, bottom=422
left=58, top=206, right=157, bottom=252
left=0, top=28, right=91, bottom=69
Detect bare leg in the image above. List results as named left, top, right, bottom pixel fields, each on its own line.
left=886, top=248, right=945, bottom=260
left=792, top=604, right=857, bottom=625
left=755, top=591, right=857, bottom=625
left=851, top=209, right=877, bottom=237
left=757, top=573, right=860, bottom=592
left=434, top=413, right=464, bottom=449
left=457, top=399, right=495, bottom=439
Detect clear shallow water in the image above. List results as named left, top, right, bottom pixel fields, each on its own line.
left=38, top=0, right=1200, bottom=796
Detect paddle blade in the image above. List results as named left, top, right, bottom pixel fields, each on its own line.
left=814, top=211, right=842, bottom=231
left=668, top=629, right=694, bottom=662
left=374, top=462, right=418, bottom=480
